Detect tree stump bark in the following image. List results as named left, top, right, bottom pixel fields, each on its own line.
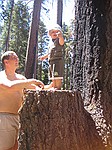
left=18, top=90, right=105, bottom=150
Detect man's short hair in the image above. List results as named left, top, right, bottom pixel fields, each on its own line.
left=1, top=51, right=16, bottom=65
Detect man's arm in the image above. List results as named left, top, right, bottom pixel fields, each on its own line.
left=0, top=79, right=44, bottom=91
left=11, top=79, right=44, bottom=89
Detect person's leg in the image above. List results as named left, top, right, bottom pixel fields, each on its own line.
left=6, top=140, right=18, bottom=150
left=0, top=113, right=19, bottom=150
left=0, top=133, right=17, bottom=150
left=12, top=140, right=18, bottom=150
left=6, top=147, right=13, bottom=150
left=52, top=79, right=62, bottom=90
left=44, top=82, right=54, bottom=90
left=49, top=60, right=63, bottom=89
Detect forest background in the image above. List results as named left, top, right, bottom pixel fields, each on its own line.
left=0, top=0, right=74, bottom=90
left=0, top=1, right=112, bottom=149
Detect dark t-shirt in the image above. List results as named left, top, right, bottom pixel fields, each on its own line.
left=48, top=38, right=64, bottom=61
left=48, top=38, right=64, bottom=78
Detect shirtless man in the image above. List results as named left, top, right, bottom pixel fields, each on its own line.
left=0, top=51, right=44, bottom=150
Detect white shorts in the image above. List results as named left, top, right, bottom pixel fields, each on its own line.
left=0, top=113, right=19, bottom=150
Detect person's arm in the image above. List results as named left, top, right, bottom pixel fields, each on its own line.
left=0, top=79, right=44, bottom=91
left=12, top=79, right=44, bottom=89
left=44, top=82, right=53, bottom=90
left=39, top=54, right=48, bottom=61
left=57, top=31, right=64, bottom=45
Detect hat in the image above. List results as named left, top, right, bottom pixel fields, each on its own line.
left=48, top=24, right=62, bottom=36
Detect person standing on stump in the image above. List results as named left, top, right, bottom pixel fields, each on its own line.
left=39, top=24, right=64, bottom=90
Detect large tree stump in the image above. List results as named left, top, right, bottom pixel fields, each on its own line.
left=18, top=90, right=105, bottom=150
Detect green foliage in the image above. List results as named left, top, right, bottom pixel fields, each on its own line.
left=10, top=1, right=30, bottom=74
left=0, top=0, right=74, bottom=88
left=37, top=21, right=49, bottom=84
left=0, top=0, right=14, bottom=50
left=0, top=0, right=30, bottom=74
left=62, top=22, right=74, bottom=89
left=0, top=0, right=4, bottom=22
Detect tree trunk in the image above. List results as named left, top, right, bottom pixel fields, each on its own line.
left=101, top=0, right=112, bottom=144
left=57, top=0, right=63, bottom=27
left=18, top=90, right=105, bottom=150
left=25, top=0, right=42, bottom=79
left=71, top=0, right=112, bottom=148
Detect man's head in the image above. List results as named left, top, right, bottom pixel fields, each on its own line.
left=1, top=51, right=19, bottom=68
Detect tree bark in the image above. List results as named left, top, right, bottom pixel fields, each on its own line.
left=101, top=0, right=112, bottom=144
left=18, top=90, right=105, bottom=150
left=25, top=0, right=42, bottom=78
left=70, top=0, right=112, bottom=149
left=57, top=0, right=63, bottom=27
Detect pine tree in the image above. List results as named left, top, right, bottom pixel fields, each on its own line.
left=0, top=0, right=30, bottom=74
left=0, top=0, right=14, bottom=51
left=25, top=0, right=43, bottom=79
left=10, top=1, right=30, bottom=74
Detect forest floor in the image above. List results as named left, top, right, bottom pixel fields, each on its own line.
left=84, top=101, right=111, bottom=149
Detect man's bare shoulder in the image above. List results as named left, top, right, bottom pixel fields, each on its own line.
left=0, top=71, right=5, bottom=79
left=0, top=71, right=9, bottom=84
left=15, top=73, right=26, bottom=80
left=0, top=70, right=5, bottom=75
